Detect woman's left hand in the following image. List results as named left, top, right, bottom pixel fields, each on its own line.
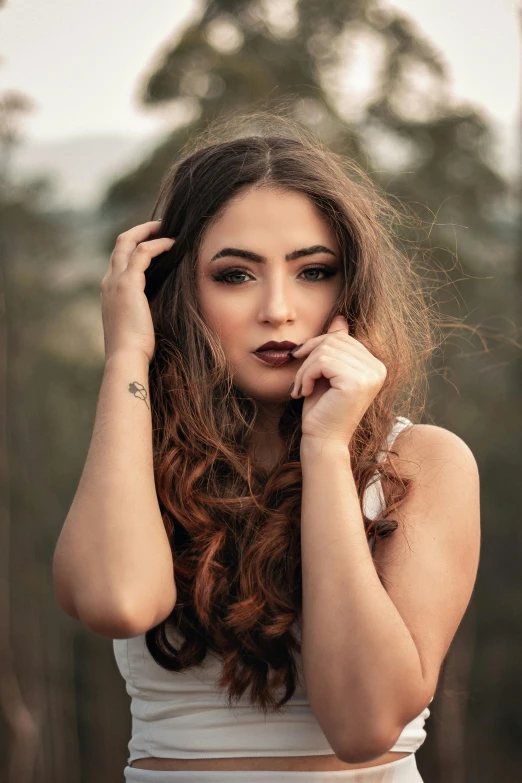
left=289, top=314, right=387, bottom=446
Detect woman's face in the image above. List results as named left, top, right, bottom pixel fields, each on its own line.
left=196, top=186, right=343, bottom=405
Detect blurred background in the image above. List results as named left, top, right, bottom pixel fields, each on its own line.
left=0, top=0, right=520, bottom=780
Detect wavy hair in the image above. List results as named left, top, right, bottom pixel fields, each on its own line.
left=142, top=109, right=441, bottom=715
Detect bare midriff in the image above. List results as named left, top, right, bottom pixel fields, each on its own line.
left=131, top=750, right=412, bottom=771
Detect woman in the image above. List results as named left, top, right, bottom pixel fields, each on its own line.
left=53, top=114, right=481, bottom=782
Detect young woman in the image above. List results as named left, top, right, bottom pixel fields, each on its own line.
left=53, top=116, right=481, bottom=782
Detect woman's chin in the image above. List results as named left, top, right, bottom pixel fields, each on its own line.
left=243, top=387, right=292, bottom=406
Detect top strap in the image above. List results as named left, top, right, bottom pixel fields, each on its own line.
left=387, top=415, right=413, bottom=451
left=363, top=416, right=413, bottom=524
left=375, top=416, right=413, bottom=464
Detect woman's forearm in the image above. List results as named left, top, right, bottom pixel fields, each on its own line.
left=53, top=350, right=176, bottom=637
left=299, top=436, right=426, bottom=761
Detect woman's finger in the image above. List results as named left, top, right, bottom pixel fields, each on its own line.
left=290, top=348, right=370, bottom=398
left=291, top=330, right=371, bottom=362
left=125, top=238, right=176, bottom=277
left=109, top=221, right=164, bottom=273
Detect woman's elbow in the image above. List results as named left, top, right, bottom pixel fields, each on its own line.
left=54, top=584, right=174, bottom=639
left=335, top=728, right=397, bottom=765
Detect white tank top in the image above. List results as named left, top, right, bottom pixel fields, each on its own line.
left=113, top=415, right=432, bottom=765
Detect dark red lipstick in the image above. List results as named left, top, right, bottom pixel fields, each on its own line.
left=255, top=340, right=298, bottom=352
left=253, top=340, right=298, bottom=366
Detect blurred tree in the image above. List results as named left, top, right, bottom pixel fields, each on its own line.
left=0, top=89, right=36, bottom=188
left=0, top=29, right=127, bottom=780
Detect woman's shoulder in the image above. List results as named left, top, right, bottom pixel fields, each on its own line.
left=388, top=420, right=478, bottom=481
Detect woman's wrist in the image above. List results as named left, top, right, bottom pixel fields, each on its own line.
left=300, top=435, right=353, bottom=467
left=105, top=348, right=150, bottom=372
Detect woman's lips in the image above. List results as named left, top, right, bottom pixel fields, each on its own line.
left=253, top=350, right=295, bottom=366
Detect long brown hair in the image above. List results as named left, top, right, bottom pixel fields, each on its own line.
left=143, top=109, right=440, bottom=715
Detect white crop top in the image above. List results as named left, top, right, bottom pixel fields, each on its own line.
left=113, top=415, right=432, bottom=765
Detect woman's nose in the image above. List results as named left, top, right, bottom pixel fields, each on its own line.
left=256, top=280, right=297, bottom=323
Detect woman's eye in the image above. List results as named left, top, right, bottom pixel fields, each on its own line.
left=212, top=266, right=336, bottom=285
left=212, top=268, right=252, bottom=285
left=302, top=267, right=334, bottom=282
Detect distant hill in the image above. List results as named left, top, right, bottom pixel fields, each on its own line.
left=10, top=132, right=164, bottom=210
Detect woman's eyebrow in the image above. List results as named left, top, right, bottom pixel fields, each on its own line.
left=209, top=245, right=337, bottom=264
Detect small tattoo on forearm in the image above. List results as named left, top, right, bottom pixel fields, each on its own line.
left=128, top=381, right=149, bottom=409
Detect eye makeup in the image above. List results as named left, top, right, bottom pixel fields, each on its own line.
left=212, top=264, right=338, bottom=285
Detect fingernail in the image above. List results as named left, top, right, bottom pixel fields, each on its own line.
left=289, top=343, right=303, bottom=354
left=288, top=382, right=294, bottom=394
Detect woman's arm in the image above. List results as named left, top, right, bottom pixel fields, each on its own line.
left=299, top=425, right=480, bottom=764
left=52, top=349, right=176, bottom=638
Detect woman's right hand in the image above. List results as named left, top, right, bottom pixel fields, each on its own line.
left=100, top=221, right=175, bottom=364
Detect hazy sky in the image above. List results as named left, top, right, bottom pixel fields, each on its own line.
left=0, top=0, right=519, bottom=172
